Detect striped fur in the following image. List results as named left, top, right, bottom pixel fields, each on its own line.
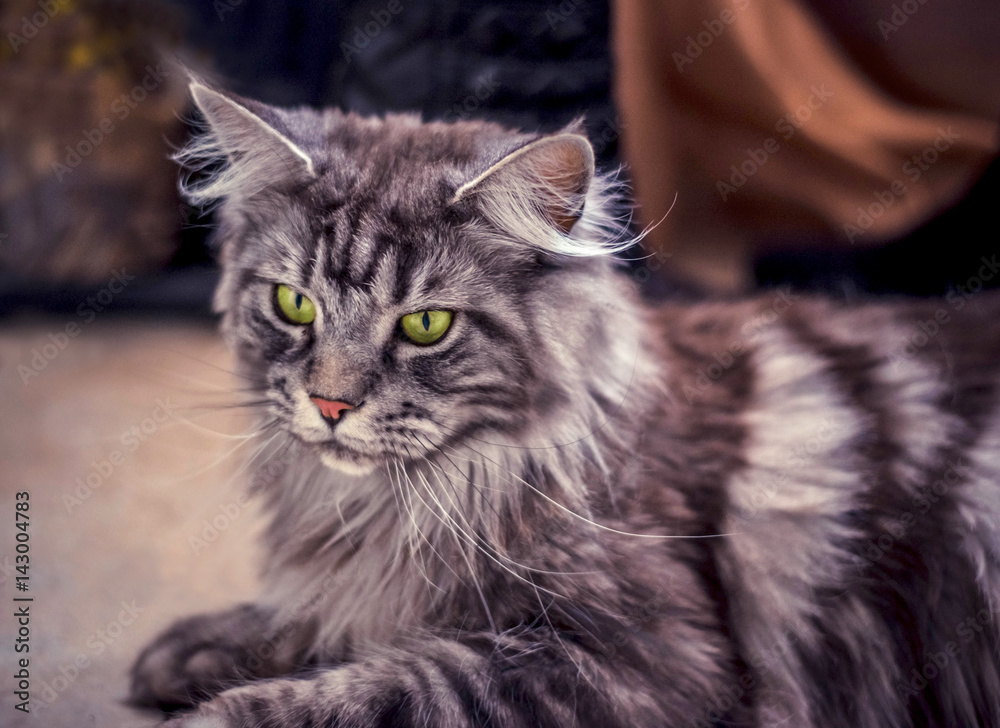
left=131, top=84, right=1000, bottom=727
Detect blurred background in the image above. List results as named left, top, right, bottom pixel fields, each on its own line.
left=0, top=0, right=998, bottom=725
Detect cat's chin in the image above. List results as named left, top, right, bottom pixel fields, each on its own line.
left=318, top=451, right=379, bottom=476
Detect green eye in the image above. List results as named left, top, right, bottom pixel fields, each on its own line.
left=400, top=310, right=453, bottom=345
left=275, top=284, right=316, bottom=325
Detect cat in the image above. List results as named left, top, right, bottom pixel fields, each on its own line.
left=129, top=80, right=1000, bottom=728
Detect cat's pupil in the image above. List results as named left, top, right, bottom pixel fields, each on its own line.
left=295, top=294, right=303, bottom=310
left=422, top=312, right=430, bottom=330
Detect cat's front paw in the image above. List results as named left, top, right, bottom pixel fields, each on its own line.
left=129, top=604, right=273, bottom=710
left=159, top=679, right=329, bottom=728
left=163, top=715, right=231, bottom=728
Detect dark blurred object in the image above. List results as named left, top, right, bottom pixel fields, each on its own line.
left=0, top=0, right=620, bottom=318
left=755, top=153, right=1000, bottom=296
left=173, top=0, right=620, bottom=167
left=614, top=0, right=1000, bottom=293
left=331, top=0, right=620, bottom=167
left=0, top=0, right=189, bottom=284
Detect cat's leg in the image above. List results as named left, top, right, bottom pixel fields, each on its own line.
left=161, top=629, right=728, bottom=728
left=129, top=603, right=313, bottom=710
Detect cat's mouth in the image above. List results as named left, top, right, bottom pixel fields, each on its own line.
left=301, top=435, right=379, bottom=475
left=281, top=400, right=432, bottom=474
left=296, top=430, right=399, bottom=475
left=318, top=449, right=379, bottom=475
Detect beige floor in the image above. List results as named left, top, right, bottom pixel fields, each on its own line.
left=0, top=318, right=263, bottom=727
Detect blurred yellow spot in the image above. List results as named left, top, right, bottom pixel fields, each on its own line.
left=67, top=42, right=95, bottom=70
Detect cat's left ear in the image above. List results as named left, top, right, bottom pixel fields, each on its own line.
left=452, top=129, right=604, bottom=254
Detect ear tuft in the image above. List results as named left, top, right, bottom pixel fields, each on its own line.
left=533, top=136, right=594, bottom=233
left=177, top=83, right=316, bottom=207
left=452, top=134, right=594, bottom=234
left=450, top=133, right=634, bottom=257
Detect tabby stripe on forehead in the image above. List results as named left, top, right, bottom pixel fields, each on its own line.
left=322, top=211, right=353, bottom=284
left=339, top=192, right=390, bottom=284
left=391, top=244, right=415, bottom=304
left=353, top=240, right=385, bottom=291
left=300, top=226, right=327, bottom=286
left=336, top=223, right=354, bottom=283
left=340, top=228, right=389, bottom=291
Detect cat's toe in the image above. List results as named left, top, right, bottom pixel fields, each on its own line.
left=129, top=632, right=243, bottom=709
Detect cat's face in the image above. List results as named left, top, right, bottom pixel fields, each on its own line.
left=184, top=84, right=623, bottom=474
left=224, top=188, right=548, bottom=474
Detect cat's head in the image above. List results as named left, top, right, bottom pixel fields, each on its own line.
left=181, top=83, right=636, bottom=475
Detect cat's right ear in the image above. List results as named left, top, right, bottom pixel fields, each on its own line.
left=178, top=83, right=317, bottom=206
left=449, top=131, right=630, bottom=257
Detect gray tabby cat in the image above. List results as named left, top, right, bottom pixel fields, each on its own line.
left=130, top=81, right=1000, bottom=727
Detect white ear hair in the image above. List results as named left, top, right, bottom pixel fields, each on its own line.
left=177, top=83, right=316, bottom=207
left=451, top=133, right=631, bottom=257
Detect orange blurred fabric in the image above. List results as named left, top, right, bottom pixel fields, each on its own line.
left=614, top=0, right=1000, bottom=290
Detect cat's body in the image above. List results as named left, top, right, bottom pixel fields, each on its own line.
left=130, top=83, right=1000, bottom=727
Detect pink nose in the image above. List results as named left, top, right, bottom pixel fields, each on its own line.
left=310, top=397, right=355, bottom=420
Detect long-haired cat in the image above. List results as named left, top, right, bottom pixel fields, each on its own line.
left=130, top=81, right=1000, bottom=727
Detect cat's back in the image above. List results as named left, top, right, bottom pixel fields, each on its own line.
left=647, top=289, right=1000, bottom=727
